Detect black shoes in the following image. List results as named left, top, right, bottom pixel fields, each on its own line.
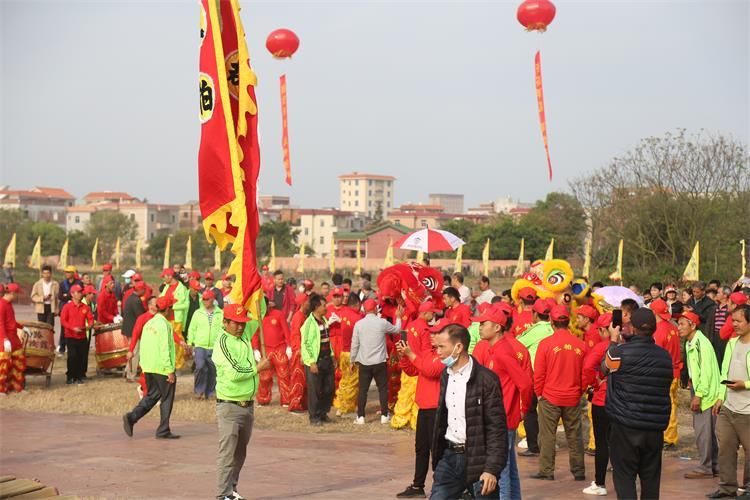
left=530, top=473, right=554, bottom=480
left=122, top=415, right=133, bottom=437
left=396, top=485, right=426, bottom=498
left=156, top=433, right=180, bottom=439
left=706, top=491, right=736, bottom=499
left=519, top=449, right=540, bottom=457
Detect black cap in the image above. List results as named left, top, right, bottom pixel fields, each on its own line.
left=631, top=307, right=657, bottom=334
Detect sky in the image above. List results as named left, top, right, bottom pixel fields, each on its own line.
left=1, top=0, right=748, bottom=210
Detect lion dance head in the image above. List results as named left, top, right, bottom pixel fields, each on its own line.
left=377, top=262, right=444, bottom=321
left=511, top=259, right=575, bottom=307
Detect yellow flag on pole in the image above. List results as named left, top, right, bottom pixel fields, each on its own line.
left=513, top=238, right=525, bottom=277
left=135, top=239, right=142, bottom=270
left=269, top=237, right=276, bottom=272
left=59, top=238, right=69, bottom=270
left=163, top=237, right=171, bottom=270
left=29, top=236, right=42, bottom=270
left=582, top=235, right=592, bottom=279
left=3, top=233, right=16, bottom=267
left=185, top=235, right=193, bottom=270
left=384, top=238, right=394, bottom=267
left=91, top=238, right=99, bottom=271
left=482, top=239, right=490, bottom=277
left=296, top=242, right=306, bottom=274
left=416, top=250, right=424, bottom=264
left=328, top=237, right=335, bottom=274
left=355, top=240, right=362, bottom=275
left=741, top=239, right=747, bottom=279
left=455, top=245, right=463, bottom=273
left=545, top=239, right=554, bottom=260
left=114, top=237, right=121, bottom=270
left=682, top=241, right=700, bottom=282
left=608, top=239, right=623, bottom=282
left=214, top=245, right=222, bottom=271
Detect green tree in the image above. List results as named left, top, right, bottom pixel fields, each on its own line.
left=520, top=192, right=587, bottom=261
left=30, top=222, right=66, bottom=257
left=86, top=211, right=139, bottom=260
left=0, top=209, right=34, bottom=260
left=257, top=221, right=300, bottom=260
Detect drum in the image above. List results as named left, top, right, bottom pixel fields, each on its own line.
left=94, top=323, right=128, bottom=370
left=18, top=321, right=55, bottom=371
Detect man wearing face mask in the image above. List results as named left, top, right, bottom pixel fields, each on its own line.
left=430, top=324, right=507, bottom=500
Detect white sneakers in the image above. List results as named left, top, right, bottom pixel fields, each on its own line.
left=354, top=415, right=390, bottom=424
left=354, top=416, right=365, bottom=425
left=582, top=481, right=607, bottom=496
left=518, top=438, right=528, bottom=449
left=381, top=415, right=391, bottom=424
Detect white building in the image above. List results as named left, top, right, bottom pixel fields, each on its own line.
left=0, top=186, right=75, bottom=227
left=66, top=202, right=180, bottom=242
left=338, top=172, right=395, bottom=219
left=429, top=193, right=464, bottom=214
left=296, top=209, right=366, bottom=257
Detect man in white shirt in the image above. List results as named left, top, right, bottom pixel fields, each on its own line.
left=430, top=324, right=508, bottom=499
left=473, top=276, right=496, bottom=306
left=30, top=265, right=60, bottom=328
left=452, top=273, right=472, bottom=306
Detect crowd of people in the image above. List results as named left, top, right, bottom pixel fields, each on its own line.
left=1, top=262, right=749, bottom=500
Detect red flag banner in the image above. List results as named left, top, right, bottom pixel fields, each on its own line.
left=198, top=0, right=263, bottom=313
left=534, top=50, right=553, bottom=181
left=280, top=74, right=292, bottom=185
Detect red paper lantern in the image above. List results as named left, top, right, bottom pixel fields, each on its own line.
left=266, top=28, right=300, bottom=58
left=517, top=0, right=556, bottom=32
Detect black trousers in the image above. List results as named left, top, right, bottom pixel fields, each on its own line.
left=357, top=362, right=388, bottom=418
left=127, top=372, right=176, bottom=437
left=523, top=393, right=540, bottom=453
left=65, top=338, right=88, bottom=382
left=592, top=404, right=610, bottom=487
left=37, top=305, right=54, bottom=328
left=413, top=408, right=437, bottom=488
left=82, top=334, right=91, bottom=377
left=609, top=423, right=663, bottom=499
left=305, top=355, right=334, bottom=422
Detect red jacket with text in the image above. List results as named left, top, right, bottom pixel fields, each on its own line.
left=534, top=328, right=587, bottom=406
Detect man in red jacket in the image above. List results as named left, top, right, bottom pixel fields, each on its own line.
left=512, top=287, right=538, bottom=338
left=60, top=284, right=95, bottom=384
left=651, top=298, right=683, bottom=449
left=720, top=292, right=749, bottom=341
left=0, top=283, right=25, bottom=394
left=472, top=305, right=533, bottom=499
left=333, top=294, right=365, bottom=416
left=287, top=293, right=309, bottom=412
left=97, top=276, right=119, bottom=324
left=395, top=305, right=444, bottom=499
left=253, top=298, right=292, bottom=406
left=326, top=287, right=346, bottom=388
left=577, top=304, right=600, bottom=349
left=442, top=287, right=472, bottom=328
left=532, top=305, right=587, bottom=481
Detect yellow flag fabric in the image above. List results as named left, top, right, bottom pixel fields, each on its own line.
left=582, top=235, right=592, bottom=279
left=214, top=245, right=222, bottom=271
left=185, top=235, right=193, bottom=270
left=114, top=237, right=121, bottom=270
left=608, top=239, right=623, bottom=282
left=545, top=239, right=555, bottom=261
left=513, top=239, right=525, bottom=277
left=356, top=240, right=362, bottom=276
left=741, top=239, right=747, bottom=279
left=682, top=241, right=700, bottom=282
left=328, top=237, right=335, bottom=274
left=455, top=245, right=463, bottom=272
left=384, top=238, right=394, bottom=267
left=163, top=237, right=171, bottom=270
left=135, top=240, right=142, bottom=270
left=269, top=237, right=276, bottom=272
left=91, top=238, right=99, bottom=271
left=59, top=239, right=69, bottom=270
left=29, top=236, right=42, bottom=270
left=3, top=233, right=16, bottom=267
left=296, top=242, right=305, bottom=274
left=482, top=239, right=490, bottom=277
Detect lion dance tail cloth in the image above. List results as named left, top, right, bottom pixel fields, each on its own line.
left=287, top=349, right=307, bottom=411
left=390, top=371, right=418, bottom=430
left=257, top=346, right=292, bottom=406
left=0, top=349, right=25, bottom=394
left=333, top=352, right=358, bottom=414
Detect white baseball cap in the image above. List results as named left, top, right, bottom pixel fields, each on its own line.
left=122, top=269, right=136, bottom=278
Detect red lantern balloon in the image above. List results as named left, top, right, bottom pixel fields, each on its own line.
left=266, top=28, right=300, bottom=58
left=517, top=0, right=556, bottom=32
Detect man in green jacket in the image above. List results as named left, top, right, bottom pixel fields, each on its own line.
left=709, top=305, right=750, bottom=500
left=159, top=268, right=189, bottom=339
left=301, top=293, right=336, bottom=425
left=188, top=290, right=225, bottom=399
left=123, top=296, right=179, bottom=439
left=213, top=302, right=270, bottom=500
left=679, top=311, right=720, bottom=479
left=516, top=299, right=554, bottom=457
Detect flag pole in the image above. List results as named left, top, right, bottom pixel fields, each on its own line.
left=253, top=300, right=266, bottom=358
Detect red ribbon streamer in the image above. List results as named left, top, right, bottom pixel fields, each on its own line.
left=534, top=50, right=553, bottom=181
left=280, top=74, right=292, bottom=185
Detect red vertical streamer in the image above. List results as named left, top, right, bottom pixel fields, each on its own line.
left=280, top=74, right=292, bottom=185
left=534, top=50, right=553, bottom=181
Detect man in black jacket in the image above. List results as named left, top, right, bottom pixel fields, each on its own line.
left=602, top=308, right=673, bottom=499
left=431, top=324, right=508, bottom=500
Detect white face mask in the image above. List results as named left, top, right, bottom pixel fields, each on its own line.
left=441, top=345, right=459, bottom=368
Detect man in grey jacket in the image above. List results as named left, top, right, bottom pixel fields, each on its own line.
left=351, top=299, right=402, bottom=424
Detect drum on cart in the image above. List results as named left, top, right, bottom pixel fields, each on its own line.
left=18, top=321, right=55, bottom=371
left=94, top=323, right=128, bottom=370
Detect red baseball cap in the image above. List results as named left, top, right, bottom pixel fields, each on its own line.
left=681, top=311, right=701, bottom=326
left=532, top=298, right=551, bottom=316
left=132, top=273, right=143, bottom=282
left=650, top=299, right=671, bottom=321
left=102, top=274, right=114, bottom=284
left=550, top=305, right=570, bottom=322
left=224, top=304, right=250, bottom=323
left=575, top=304, right=598, bottom=321
left=133, top=281, right=146, bottom=291
left=102, top=263, right=113, bottom=271
left=204, top=271, right=214, bottom=280
left=222, top=273, right=232, bottom=281
left=6, top=283, right=20, bottom=293
left=473, top=308, right=508, bottom=328
left=189, top=271, right=201, bottom=279
left=331, top=287, right=344, bottom=297
left=295, top=293, right=309, bottom=306
left=418, top=301, right=441, bottom=314
left=518, top=287, right=538, bottom=301
left=189, top=280, right=202, bottom=291
left=83, top=285, right=97, bottom=295
left=303, top=279, right=314, bottom=290
left=156, top=296, right=177, bottom=310
left=201, top=290, right=214, bottom=300
left=477, top=302, right=491, bottom=314
left=494, top=302, right=514, bottom=317
left=595, top=312, right=613, bottom=329
left=428, top=318, right=454, bottom=333
left=160, top=268, right=174, bottom=278
left=730, top=292, right=748, bottom=306
left=363, top=299, right=378, bottom=312
left=70, top=284, right=83, bottom=294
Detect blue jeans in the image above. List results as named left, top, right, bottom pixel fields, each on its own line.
left=194, top=347, right=216, bottom=397
left=431, top=449, right=496, bottom=500
left=498, top=429, right=521, bottom=500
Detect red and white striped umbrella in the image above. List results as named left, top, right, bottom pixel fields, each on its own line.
left=394, top=228, right=465, bottom=253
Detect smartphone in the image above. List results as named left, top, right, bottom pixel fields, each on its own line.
left=612, top=309, right=623, bottom=329
left=721, top=380, right=733, bottom=385
left=400, top=330, right=408, bottom=343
